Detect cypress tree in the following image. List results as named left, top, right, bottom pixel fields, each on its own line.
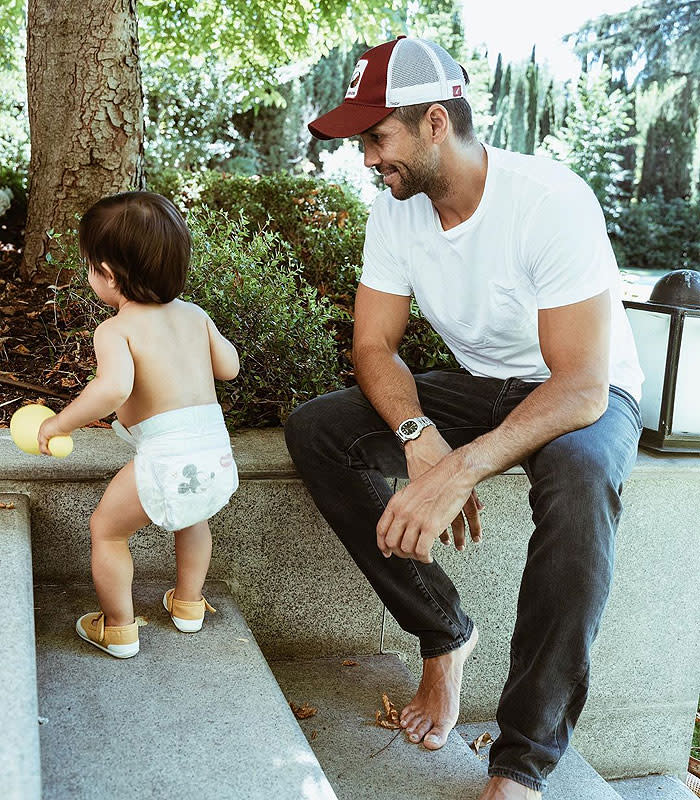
left=638, top=78, right=697, bottom=201
left=502, top=63, right=512, bottom=97
left=490, top=52, right=503, bottom=116
left=509, top=75, right=526, bottom=153
left=539, top=80, right=555, bottom=143
left=491, top=94, right=509, bottom=148
left=525, top=45, right=538, bottom=154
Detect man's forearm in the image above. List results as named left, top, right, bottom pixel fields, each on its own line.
left=456, top=373, right=608, bottom=485
left=353, top=344, right=424, bottom=431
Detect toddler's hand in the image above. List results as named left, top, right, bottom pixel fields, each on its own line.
left=38, top=416, right=72, bottom=456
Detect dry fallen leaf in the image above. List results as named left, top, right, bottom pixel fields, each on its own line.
left=342, top=659, right=359, bottom=667
left=135, top=616, right=149, bottom=627
left=290, top=702, right=317, bottom=720
left=375, top=693, right=401, bottom=730
left=310, top=730, right=318, bottom=741
left=0, top=502, right=16, bottom=510
left=469, top=732, right=494, bottom=760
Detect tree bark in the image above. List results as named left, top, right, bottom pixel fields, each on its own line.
left=22, top=0, right=144, bottom=283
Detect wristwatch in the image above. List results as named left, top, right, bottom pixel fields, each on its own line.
left=395, top=416, right=435, bottom=445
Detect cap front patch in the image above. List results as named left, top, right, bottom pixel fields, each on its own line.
left=345, top=60, right=369, bottom=99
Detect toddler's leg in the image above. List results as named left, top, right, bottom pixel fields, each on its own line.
left=90, top=460, right=150, bottom=626
left=173, top=520, right=212, bottom=601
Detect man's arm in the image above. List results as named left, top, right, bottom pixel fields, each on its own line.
left=377, top=289, right=611, bottom=562
left=353, top=282, right=417, bottom=428
left=354, top=283, right=483, bottom=548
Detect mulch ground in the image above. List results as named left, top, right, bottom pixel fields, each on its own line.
left=0, top=213, right=98, bottom=428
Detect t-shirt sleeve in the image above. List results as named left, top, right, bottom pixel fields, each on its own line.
left=523, top=176, right=615, bottom=309
left=359, top=195, right=412, bottom=296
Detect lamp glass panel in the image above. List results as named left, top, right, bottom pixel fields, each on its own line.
left=625, top=308, right=671, bottom=430
left=671, top=315, right=700, bottom=434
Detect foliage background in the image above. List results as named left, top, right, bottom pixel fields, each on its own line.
left=1, top=0, right=700, bottom=428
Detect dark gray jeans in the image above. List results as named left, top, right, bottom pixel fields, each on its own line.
left=284, top=369, right=642, bottom=792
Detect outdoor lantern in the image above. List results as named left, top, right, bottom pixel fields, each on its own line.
left=624, top=269, right=700, bottom=453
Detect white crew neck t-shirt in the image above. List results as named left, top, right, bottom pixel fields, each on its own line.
left=360, top=144, right=643, bottom=402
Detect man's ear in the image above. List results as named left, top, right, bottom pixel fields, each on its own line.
left=426, top=104, right=449, bottom=144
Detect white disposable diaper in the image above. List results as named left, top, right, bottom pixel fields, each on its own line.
left=112, top=403, right=238, bottom=531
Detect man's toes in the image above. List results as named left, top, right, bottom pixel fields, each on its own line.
left=423, top=723, right=452, bottom=750
left=400, top=706, right=418, bottom=727
left=408, top=716, right=434, bottom=743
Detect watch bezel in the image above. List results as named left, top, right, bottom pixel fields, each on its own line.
left=395, top=416, right=434, bottom=444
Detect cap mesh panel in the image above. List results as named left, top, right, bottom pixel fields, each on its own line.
left=424, top=40, right=465, bottom=83
left=390, top=40, right=440, bottom=89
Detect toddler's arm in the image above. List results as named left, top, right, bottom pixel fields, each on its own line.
left=37, top=320, right=134, bottom=453
left=205, top=314, right=239, bottom=381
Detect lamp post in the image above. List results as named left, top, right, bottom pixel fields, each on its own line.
left=624, top=269, right=700, bottom=453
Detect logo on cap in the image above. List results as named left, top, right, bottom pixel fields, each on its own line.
left=345, top=60, right=369, bottom=99
left=452, top=85, right=462, bottom=97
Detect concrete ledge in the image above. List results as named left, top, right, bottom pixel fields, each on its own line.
left=1, top=428, right=699, bottom=779
left=0, top=493, right=41, bottom=800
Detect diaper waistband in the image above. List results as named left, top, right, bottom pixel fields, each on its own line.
left=112, top=403, right=226, bottom=446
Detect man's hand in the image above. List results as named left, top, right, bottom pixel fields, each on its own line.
left=404, top=427, right=484, bottom=552
left=37, top=414, right=72, bottom=456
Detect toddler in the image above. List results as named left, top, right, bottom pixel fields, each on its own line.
left=38, top=191, right=239, bottom=658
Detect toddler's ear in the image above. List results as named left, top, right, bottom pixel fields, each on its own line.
left=101, top=262, right=117, bottom=286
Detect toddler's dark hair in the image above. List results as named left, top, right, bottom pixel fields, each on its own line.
left=79, top=191, right=192, bottom=304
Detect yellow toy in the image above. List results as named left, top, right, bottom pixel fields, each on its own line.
left=10, top=404, right=74, bottom=458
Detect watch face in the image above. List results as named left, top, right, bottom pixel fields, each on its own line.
left=400, top=420, right=419, bottom=436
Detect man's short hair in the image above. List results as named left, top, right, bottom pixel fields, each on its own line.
left=394, top=97, right=475, bottom=142
left=393, top=64, right=474, bottom=142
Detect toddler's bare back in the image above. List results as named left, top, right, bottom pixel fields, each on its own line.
left=111, top=299, right=218, bottom=428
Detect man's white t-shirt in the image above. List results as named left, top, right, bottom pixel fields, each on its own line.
left=360, top=144, right=643, bottom=402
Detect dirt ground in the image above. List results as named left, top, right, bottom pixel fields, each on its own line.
left=0, top=213, right=98, bottom=428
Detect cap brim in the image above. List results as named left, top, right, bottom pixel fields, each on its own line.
left=308, top=102, right=395, bottom=140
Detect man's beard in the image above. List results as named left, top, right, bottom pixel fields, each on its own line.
left=382, top=145, right=449, bottom=201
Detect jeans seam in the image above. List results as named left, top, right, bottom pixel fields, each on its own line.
left=350, top=439, right=470, bottom=645
left=490, top=377, right=513, bottom=428
left=406, top=559, right=467, bottom=637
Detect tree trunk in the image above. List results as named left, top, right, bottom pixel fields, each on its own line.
left=22, top=0, right=144, bottom=283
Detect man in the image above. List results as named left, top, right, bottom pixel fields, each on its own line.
left=284, top=36, right=643, bottom=799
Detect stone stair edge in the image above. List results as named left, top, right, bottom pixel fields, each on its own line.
left=2, top=426, right=698, bottom=483
left=35, top=578, right=338, bottom=800
left=0, top=493, right=42, bottom=800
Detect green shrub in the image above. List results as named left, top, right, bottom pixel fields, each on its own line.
left=54, top=207, right=343, bottom=428
left=184, top=208, right=342, bottom=426
left=149, top=169, right=368, bottom=298
left=147, top=168, right=455, bottom=374
left=611, top=194, right=700, bottom=270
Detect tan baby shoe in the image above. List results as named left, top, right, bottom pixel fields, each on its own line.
left=163, top=589, right=216, bottom=633
left=76, top=612, right=139, bottom=659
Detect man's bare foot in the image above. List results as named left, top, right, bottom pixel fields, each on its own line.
left=478, top=777, right=542, bottom=799
left=400, top=626, right=478, bottom=750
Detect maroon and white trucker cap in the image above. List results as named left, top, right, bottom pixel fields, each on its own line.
left=308, top=36, right=468, bottom=140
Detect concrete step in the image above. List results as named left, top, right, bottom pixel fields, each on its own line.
left=270, top=653, right=622, bottom=800
left=4, top=428, right=699, bottom=779
left=610, top=775, right=697, bottom=798
left=35, top=580, right=336, bottom=800
left=0, top=493, right=41, bottom=800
